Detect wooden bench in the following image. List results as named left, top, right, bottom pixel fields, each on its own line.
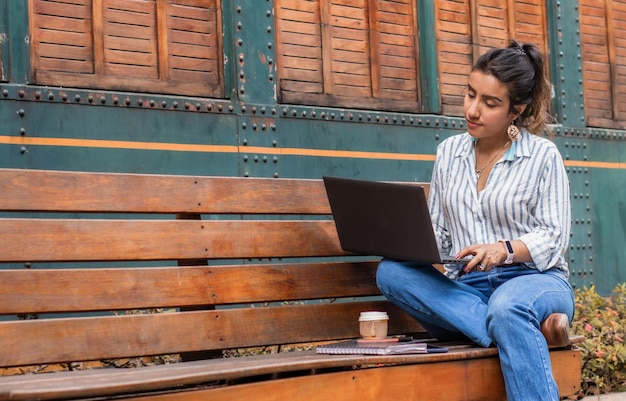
left=0, top=168, right=582, bottom=401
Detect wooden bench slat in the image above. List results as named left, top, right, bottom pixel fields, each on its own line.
left=0, top=301, right=422, bottom=367
left=0, top=262, right=381, bottom=314
left=0, top=169, right=331, bottom=214
left=0, top=219, right=345, bottom=262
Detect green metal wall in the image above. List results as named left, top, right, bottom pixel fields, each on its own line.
left=0, top=0, right=624, bottom=294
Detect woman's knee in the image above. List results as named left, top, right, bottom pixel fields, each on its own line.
left=486, top=298, right=531, bottom=338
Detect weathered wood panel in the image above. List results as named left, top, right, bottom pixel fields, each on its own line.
left=435, top=0, right=548, bottom=116
left=276, top=0, right=420, bottom=112
left=30, top=0, right=223, bottom=97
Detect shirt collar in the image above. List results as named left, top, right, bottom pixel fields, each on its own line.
left=458, top=129, right=532, bottom=161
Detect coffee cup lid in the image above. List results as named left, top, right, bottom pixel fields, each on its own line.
left=359, top=311, right=389, bottom=321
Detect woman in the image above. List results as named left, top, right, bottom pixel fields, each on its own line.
left=376, top=41, right=574, bottom=401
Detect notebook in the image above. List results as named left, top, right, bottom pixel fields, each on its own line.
left=323, top=176, right=470, bottom=265
left=316, top=339, right=448, bottom=356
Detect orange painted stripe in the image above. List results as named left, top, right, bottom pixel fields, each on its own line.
left=244, top=146, right=436, bottom=161
left=0, top=135, right=238, bottom=153
left=0, top=135, right=623, bottom=169
left=563, top=160, right=624, bottom=169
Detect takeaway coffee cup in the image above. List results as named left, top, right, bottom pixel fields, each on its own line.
left=359, top=311, right=389, bottom=340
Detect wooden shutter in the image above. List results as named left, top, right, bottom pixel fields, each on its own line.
left=435, top=0, right=473, bottom=116
left=435, top=0, right=548, bottom=116
left=580, top=0, right=626, bottom=129
left=276, top=0, right=420, bottom=113
left=372, top=0, right=419, bottom=101
left=30, top=0, right=223, bottom=98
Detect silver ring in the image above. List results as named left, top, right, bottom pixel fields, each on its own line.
left=478, top=263, right=487, bottom=271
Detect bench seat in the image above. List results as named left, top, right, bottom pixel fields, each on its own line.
left=0, top=346, right=581, bottom=401
left=0, top=169, right=582, bottom=401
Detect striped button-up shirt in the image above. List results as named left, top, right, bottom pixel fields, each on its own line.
left=429, top=129, right=571, bottom=278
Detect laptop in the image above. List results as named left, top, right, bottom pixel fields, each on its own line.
left=323, top=176, right=470, bottom=265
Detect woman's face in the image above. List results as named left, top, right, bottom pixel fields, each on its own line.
left=464, top=70, right=519, bottom=141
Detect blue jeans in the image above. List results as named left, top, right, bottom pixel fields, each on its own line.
left=376, top=259, right=575, bottom=401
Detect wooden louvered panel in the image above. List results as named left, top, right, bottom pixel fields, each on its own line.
left=610, top=1, right=626, bottom=120
left=326, top=0, right=371, bottom=97
left=30, top=0, right=94, bottom=73
left=30, top=0, right=224, bottom=97
left=435, top=0, right=472, bottom=115
left=276, top=0, right=420, bottom=112
left=435, top=0, right=547, bottom=116
left=580, top=0, right=611, bottom=122
left=102, top=0, right=159, bottom=78
left=511, top=1, right=547, bottom=46
left=583, top=62, right=613, bottom=119
left=275, top=0, right=324, bottom=94
left=474, top=0, right=508, bottom=50
left=614, top=65, right=626, bottom=118
left=166, top=0, right=222, bottom=84
left=579, top=0, right=626, bottom=127
left=580, top=1, right=610, bottom=62
left=436, top=1, right=472, bottom=42
left=373, top=0, right=418, bottom=100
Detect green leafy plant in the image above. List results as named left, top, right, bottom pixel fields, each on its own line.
left=571, top=283, right=626, bottom=395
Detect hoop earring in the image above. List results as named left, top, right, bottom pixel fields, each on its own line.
left=507, top=123, right=520, bottom=142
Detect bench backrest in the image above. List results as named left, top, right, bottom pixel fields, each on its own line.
left=0, top=169, right=426, bottom=368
